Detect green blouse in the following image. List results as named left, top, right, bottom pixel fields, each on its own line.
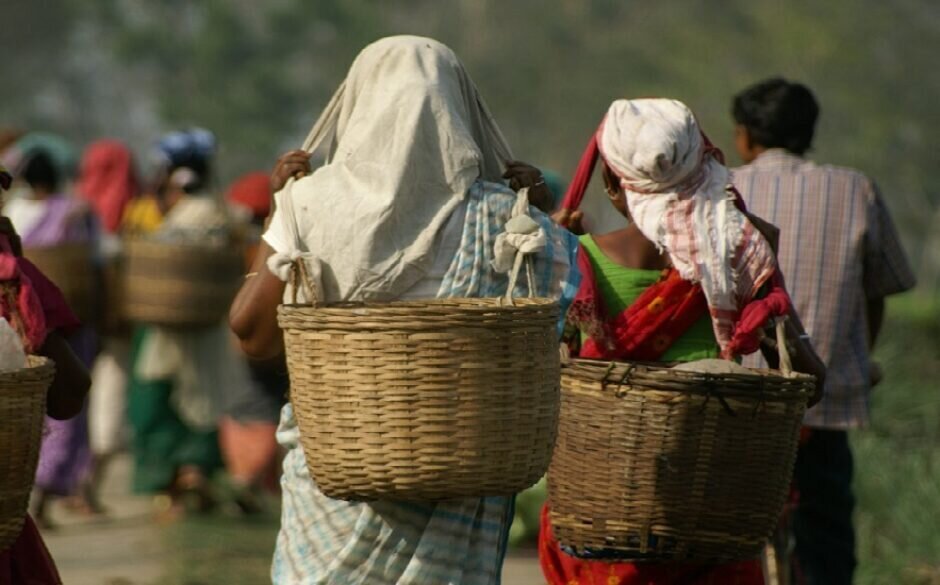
left=578, top=234, right=719, bottom=362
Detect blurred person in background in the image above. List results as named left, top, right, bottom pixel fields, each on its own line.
left=0, top=162, right=92, bottom=585
left=75, top=140, right=141, bottom=513
left=731, top=77, right=916, bottom=585
left=2, top=136, right=101, bottom=526
left=125, top=129, right=237, bottom=519
left=222, top=171, right=288, bottom=514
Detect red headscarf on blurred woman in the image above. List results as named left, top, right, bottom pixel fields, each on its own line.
left=76, top=140, right=140, bottom=234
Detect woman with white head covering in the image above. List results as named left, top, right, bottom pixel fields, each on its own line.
left=230, top=36, right=579, bottom=584
left=541, top=98, right=826, bottom=585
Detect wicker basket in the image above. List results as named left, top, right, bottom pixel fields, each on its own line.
left=23, top=244, right=95, bottom=322
left=548, top=323, right=815, bottom=562
left=278, top=257, right=561, bottom=502
left=0, top=355, right=54, bottom=549
left=121, top=239, right=243, bottom=328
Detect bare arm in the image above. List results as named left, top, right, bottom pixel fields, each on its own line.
left=230, top=149, right=311, bottom=361
left=39, top=331, right=91, bottom=420
left=229, top=241, right=286, bottom=361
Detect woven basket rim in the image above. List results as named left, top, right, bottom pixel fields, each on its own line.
left=563, top=357, right=814, bottom=400
left=0, top=355, right=55, bottom=386
left=123, top=238, right=239, bottom=252
left=280, top=296, right=558, bottom=313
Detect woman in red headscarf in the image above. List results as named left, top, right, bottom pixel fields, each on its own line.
left=74, top=140, right=141, bottom=514
left=540, top=99, right=826, bottom=585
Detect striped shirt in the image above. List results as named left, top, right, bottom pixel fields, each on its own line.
left=733, top=149, right=915, bottom=429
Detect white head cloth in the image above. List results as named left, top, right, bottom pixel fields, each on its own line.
left=598, top=98, right=776, bottom=351
left=270, top=36, right=512, bottom=302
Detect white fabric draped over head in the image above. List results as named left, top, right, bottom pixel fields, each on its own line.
left=269, top=35, right=513, bottom=302
left=597, top=98, right=776, bottom=352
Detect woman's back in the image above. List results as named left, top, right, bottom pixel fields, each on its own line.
left=578, top=233, right=718, bottom=362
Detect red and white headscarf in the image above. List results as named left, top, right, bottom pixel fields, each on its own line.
left=563, top=98, right=780, bottom=355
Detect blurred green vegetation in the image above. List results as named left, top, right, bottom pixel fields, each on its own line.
left=3, top=1, right=937, bottom=251
left=852, top=295, right=940, bottom=585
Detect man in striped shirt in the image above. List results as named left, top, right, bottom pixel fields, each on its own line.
left=731, top=78, right=916, bottom=585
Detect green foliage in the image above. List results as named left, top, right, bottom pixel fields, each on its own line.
left=852, top=296, right=940, bottom=584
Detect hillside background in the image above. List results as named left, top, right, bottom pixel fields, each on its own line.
left=4, top=0, right=938, bottom=270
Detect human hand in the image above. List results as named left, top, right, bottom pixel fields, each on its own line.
left=270, top=150, right=312, bottom=195
left=552, top=208, right=585, bottom=235
left=503, top=160, right=554, bottom=213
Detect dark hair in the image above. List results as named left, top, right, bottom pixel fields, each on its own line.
left=732, top=77, right=819, bottom=155
left=21, top=150, right=60, bottom=192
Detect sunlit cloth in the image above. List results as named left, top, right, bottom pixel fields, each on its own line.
left=561, top=99, right=783, bottom=357
left=76, top=140, right=140, bottom=233
left=265, top=36, right=513, bottom=303
left=601, top=99, right=779, bottom=355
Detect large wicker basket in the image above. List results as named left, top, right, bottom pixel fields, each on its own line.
left=0, top=356, right=54, bottom=549
left=121, top=239, right=243, bottom=328
left=548, top=326, right=814, bottom=562
left=278, top=261, right=561, bottom=502
left=23, top=244, right=95, bottom=323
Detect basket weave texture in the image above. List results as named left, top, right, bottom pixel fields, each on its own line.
left=0, top=356, right=53, bottom=549
left=548, top=358, right=813, bottom=562
left=122, top=239, right=243, bottom=328
left=24, top=244, right=95, bottom=322
left=278, top=297, right=561, bottom=501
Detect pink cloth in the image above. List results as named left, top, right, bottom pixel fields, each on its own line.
left=0, top=237, right=49, bottom=352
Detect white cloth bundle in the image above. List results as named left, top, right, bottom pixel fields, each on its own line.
left=264, top=36, right=513, bottom=304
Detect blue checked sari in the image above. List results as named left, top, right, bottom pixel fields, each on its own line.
left=272, top=181, right=579, bottom=585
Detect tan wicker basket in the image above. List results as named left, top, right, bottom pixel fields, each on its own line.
left=548, top=323, right=814, bottom=562
left=278, top=257, right=561, bottom=502
left=23, top=244, right=95, bottom=323
left=0, top=355, right=54, bottom=549
left=121, top=239, right=243, bottom=328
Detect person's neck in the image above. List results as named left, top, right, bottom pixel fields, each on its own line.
left=593, top=225, right=671, bottom=271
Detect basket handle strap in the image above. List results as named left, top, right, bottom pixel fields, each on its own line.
left=289, top=256, right=320, bottom=307
left=502, top=189, right=545, bottom=305
left=774, top=317, right=793, bottom=376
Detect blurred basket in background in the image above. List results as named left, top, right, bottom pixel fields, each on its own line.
left=23, top=244, right=95, bottom=323
left=121, top=239, right=243, bottom=328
